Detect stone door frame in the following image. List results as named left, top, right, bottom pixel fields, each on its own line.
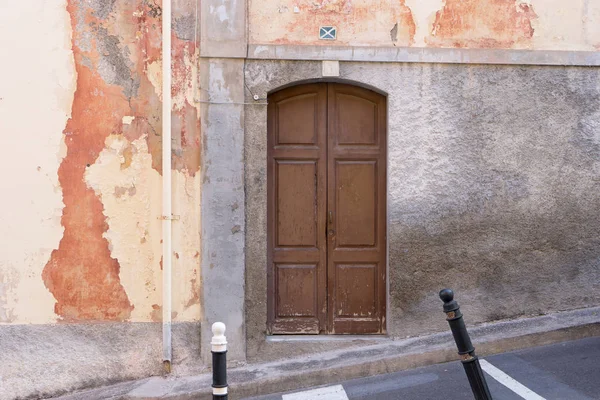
left=243, top=61, right=390, bottom=361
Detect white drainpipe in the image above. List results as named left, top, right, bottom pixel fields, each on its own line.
left=161, top=0, right=173, bottom=372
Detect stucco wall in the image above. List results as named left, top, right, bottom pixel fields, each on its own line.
left=0, top=1, right=202, bottom=398
left=244, top=60, right=600, bottom=362
left=0, top=1, right=74, bottom=326
left=249, top=0, right=600, bottom=50
left=0, top=0, right=200, bottom=325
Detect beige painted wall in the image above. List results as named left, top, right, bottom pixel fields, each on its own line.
left=249, top=0, right=600, bottom=50
left=0, top=1, right=73, bottom=324
left=0, top=0, right=201, bottom=324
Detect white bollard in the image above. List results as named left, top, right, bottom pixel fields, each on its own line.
left=211, top=322, right=228, bottom=399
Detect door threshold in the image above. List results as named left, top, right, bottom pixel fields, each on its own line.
left=266, top=335, right=391, bottom=342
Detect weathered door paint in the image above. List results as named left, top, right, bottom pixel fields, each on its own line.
left=326, top=84, right=387, bottom=334
left=267, top=84, right=328, bottom=334
left=267, top=83, right=387, bottom=334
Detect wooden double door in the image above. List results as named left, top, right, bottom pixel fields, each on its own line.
left=267, top=83, right=387, bottom=335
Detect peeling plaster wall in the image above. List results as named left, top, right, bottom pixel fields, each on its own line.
left=0, top=0, right=201, bottom=326
left=1, top=0, right=203, bottom=397
left=249, top=0, right=600, bottom=50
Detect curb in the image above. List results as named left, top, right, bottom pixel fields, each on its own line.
left=56, top=306, right=600, bottom=400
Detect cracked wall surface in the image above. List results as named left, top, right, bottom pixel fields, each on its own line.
left=249, top=0, right=600, bottom=50
left=0, top=0, right=201, bottom=326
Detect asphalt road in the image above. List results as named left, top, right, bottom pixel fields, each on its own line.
left=244, top=336, right=600, bottom=400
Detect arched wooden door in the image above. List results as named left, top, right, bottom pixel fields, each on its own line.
left=267, top=83, right=387, bottom=334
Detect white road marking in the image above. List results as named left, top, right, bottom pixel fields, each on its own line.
left=282, top=384, right=349, bottom=400
left=480, top=359, right=547, bottom=400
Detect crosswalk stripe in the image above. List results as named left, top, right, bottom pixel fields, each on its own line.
left=282, top=385, right=349, bottom=400
left=480, top=359, right=547, bottom=400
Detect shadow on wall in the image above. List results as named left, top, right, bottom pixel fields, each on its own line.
left=386, top=66, right=600, bottom=335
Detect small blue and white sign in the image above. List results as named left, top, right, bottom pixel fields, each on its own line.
left=319, top=26, right=337, bottom=40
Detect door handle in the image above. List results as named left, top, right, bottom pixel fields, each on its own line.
left=328, top=211, right=333, bottom=224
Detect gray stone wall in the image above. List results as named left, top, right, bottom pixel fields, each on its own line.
left=244, top=60, right=600, bottom=361
left=1, top=322, right=202, bottom=400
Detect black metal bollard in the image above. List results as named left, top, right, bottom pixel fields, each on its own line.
left=439, top=289, right=493, bottom=400
left=211, top=322, right=228, bottom=400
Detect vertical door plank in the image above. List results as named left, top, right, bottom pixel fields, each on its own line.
left=327, top=83, right=387, bottom=334
left=267, top=84, right=328, bottom=334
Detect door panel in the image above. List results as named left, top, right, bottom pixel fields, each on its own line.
left=277, top=94, right=319, bottom=145
left=268, top=83, right=386, bottom=335
left=335, top=161, right=377, bottom=247
left=275, top=264, right=318, bottom=317
left=276, top=161, right=318, bottom=247
left=334, top=264, right=377, bottom=317
left=327, top=83, right=387, bottom=334
left=335, top=94, right=378, bottom=146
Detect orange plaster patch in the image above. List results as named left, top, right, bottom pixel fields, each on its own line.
left=42, top=3, right=134, bottom=320
left=185, top=271, right=201, bottom=308
left=428, top=0, right=537, bottom=48
left=277, top=0, right=415, bottom=46
left=44, top=0, right=201, bottom=322
left=172, top=37, right=201, bottom=175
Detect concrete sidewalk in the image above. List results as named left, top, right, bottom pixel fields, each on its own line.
left=55, top=307, right=600, bottom=400
left=248, top=337, right=600, bottom=400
